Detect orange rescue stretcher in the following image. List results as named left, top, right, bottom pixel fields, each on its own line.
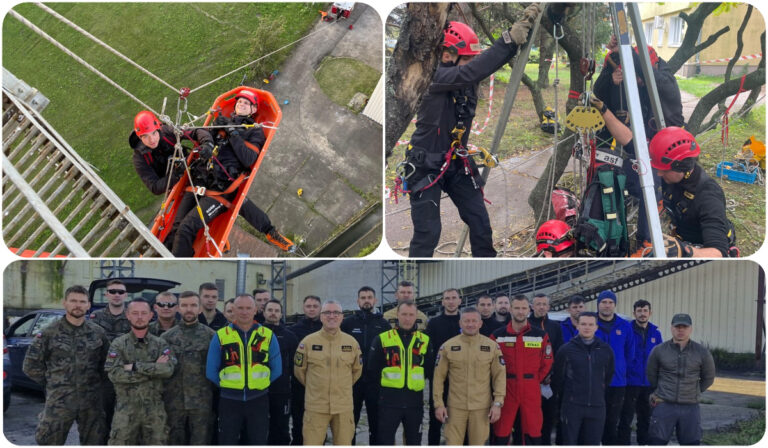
left=150, top=86, right=282, bottom=257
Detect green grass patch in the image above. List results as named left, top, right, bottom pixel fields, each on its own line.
left=747, top=400, right=766, bottom=410
left=702, top=412, right=765, bottom=445
left=676, top=74, right=725, bottom=98
left=314, top=56, right=380, bottom=111
left=3, top=3, right=321, bottom=216
left=696, top=104, right=766, bottom=257
left=355, top=239, right=379, bottom=257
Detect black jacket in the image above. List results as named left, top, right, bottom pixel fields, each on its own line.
left=289, top=317, right=322, bottom=341
left=407, top=35, right=521, bottom=183
left=552, top=336, right=615, bottom=407
left=365, top=327, right=435, bottom=408
left=663, top=165, right=731, bottom=255
left=424, top=312, right=461, bottom=381
left=211, top=114, right=265, bottom=187
left=480, top=315, right=504, bottom=337
left=340, top=310, right=390, bottom=364
left=198, top=309, right=228, bottom=331
left=528, top=312, right=564, bottom=355
left=129, top=125, right=213, bottom=195
left=264, top=323, right=299, bottom=395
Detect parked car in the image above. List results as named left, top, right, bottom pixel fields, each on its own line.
left=4, top=339, right=11, bottom=412
left=4, top=277, right=180, bottom=392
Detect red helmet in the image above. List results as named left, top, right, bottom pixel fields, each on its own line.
left=235, top=90, right=258, bottom=107
left=443, top=21, right=482, bottom=56
left=634, top=45, right=659, bottom=67
left=133, top=110, right=161, bottom=137
left=649, top=126, right=700, bottom=170
left=536, top=220, right=574, bottom=254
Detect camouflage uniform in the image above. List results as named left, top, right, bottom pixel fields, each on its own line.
left=149, top=317, right=180, bottom=337
left=90, top=307, right=132, bottom=428
left=160, top=322, right=215, bottom=445
left=22, top=317, right=110, bottom=445
left=105, top=331, right=177, bottom=445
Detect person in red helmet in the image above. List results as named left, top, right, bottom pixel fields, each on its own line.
left=648, top=127, right=734, bottom=257
left=536, top=219, right=575, bottom=257
left=490, top=295, right=553, bottom=445
left=402, top=4, right=541, bottom=258
left=129, top=103, right=294, bottom=255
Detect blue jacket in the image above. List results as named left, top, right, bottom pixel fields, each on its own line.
left=560, top=318, right=579, bottom=345
left=206, top=323, right=282, bottom=401
left=595, top=315, right=634, bottom=387
left=627, top=321, right=663, bottom=387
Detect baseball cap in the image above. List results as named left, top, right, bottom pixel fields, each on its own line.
left=671, top=313, right=692, bottom=326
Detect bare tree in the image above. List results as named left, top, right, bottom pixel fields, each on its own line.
left=384, top=3, right=451, bottom=159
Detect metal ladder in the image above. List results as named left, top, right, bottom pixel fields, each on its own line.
left=2, top=75, right=172, bottom=258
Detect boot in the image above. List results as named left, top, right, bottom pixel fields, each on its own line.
left=266, top=228, right=296, bottom=253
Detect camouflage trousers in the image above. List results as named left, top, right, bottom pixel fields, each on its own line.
left=166, top=407, right=213, bottom=445
left=108, top=400, right=168, bottom=445
left=36, top=399, right=106, bottom=445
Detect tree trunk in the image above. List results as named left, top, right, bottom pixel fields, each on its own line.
left=385, top=3, right=451, bottom=159
left=668, top=3, right=729, bottom=74
left=687, top=31, right=765, bottom=135
left=537, top=31, right=553, bottom=89
left=527, top=14, right=586, bottom=223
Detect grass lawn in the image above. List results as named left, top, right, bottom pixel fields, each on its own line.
left=314, top=56, right=380, bottom=110
left=3, top=3, right=321, bottom=216
left=677, top=74, right=726, bottom=97
left=702, top=412, right=765, bottom=445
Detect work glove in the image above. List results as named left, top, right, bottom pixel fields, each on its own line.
left=588, top=94, right=607, bottom=114
left=663, top=235, right=695, bottom=258
left=197, top=141, right=214, bottom=160
left=214, top=115, right=232, bottom=127
left=508, top=4, right=541, bottom=45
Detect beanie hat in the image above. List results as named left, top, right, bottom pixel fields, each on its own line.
left=597, top=290, right=617, bottom=304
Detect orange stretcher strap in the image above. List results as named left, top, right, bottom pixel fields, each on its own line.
left=185, top=174, right=248, bottom=208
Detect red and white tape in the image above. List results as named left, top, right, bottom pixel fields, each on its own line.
left=395, top=74, right=496, bottom=146
left=699, top=53, right=762, bottom=64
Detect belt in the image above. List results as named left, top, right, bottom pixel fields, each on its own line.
left=506, top=373, right=535, bottom=379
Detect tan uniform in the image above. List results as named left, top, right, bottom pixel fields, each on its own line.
left=433, top=333, right=506, bottom=445
left=383, top=307, right=428, bottom=331
left=294, top=329, right=362, bottom=445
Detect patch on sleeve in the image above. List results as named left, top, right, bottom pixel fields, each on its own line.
left=435, top=353, right=441, bottom=364
left=480, top=345, right=490, bottom=352
left=545, top=344, right=552, bottom=356
left=615, top=329, right=622, bottom=336
left=162, top=348, right=171, bottom=356
left=34, top=332, right=43, bottom=338
left=108, top=351, right=118, bottom=358
left=294, top=352, right=304, bottom=367
left=498, top=356, right=505, bottom=365
left=341, top=345, right=353, bottom=352
left=359, top=355, right=363, bottom=365
left=299, top=343, right=305, bottom=349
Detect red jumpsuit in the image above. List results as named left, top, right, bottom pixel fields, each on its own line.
left=490, top=322, right=553, bottom=441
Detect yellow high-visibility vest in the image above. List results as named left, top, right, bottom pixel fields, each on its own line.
left=217, top=325, right=272, bottom=390
left=379, top=329, right=429, bottom=391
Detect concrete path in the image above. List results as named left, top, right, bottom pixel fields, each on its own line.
left=232, top=4, right=383, bottom=256
left=385, top=82, right=765, bottom=257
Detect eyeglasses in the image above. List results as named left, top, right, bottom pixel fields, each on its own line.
left=107, top=289, right=127, bottom=295
left=156, top=302, right=177, bottom=308
left=320, top=311, right=343, bottom=316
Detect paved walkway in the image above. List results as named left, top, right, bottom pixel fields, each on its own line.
left=232, top=5, right=383, bottom=256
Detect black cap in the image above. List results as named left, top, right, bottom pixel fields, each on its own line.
left=671, top=313, right=692, bottom=326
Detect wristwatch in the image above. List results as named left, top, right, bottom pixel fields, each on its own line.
left=493, top=402, right=502, bottom=408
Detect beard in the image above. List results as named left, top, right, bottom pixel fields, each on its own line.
left=130, top=323, right=149, bottom=330
left=67, top=309, right=86, bottom=319
left=360, top=303, right=373, bottom=312
left=513, top=315, right=528, bottom=324
left=496, top=309, right=509, bottom=316
left=182, top=313, right=198, bottom=323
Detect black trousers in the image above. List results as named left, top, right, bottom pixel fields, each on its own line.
left=352, top=380, right=379, bottom=445
left=217, top=395, right=269, bottom=445
left=268, top=393, right=291, bottom=445
left=647, top=402, right=702, bottom=445
left=602, top=386, right=625, bottom=445
left=408, top=168, right=496, bottom=257
left=427, top=380, right=450, bottom=445
left=171, top=193, right=272, bottom=257
left=618, top=385, right=653, bottom=445
left=540, top=393, right=559, bottom=445
left=377, top=406, right=423, bottom=445
left=560, top=403, right=605, bottom=445
left=290, top=381, right=305, bottom=445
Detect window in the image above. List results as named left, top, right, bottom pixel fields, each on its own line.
left=657, top=18, right=665, bottom=47
left=669, top=16, right=684, bottom=47
left=644, top=22, right=653, bottom=44
left=31, top=313, right=60, bottom=335
left=8, top=315, right=35, bottom=337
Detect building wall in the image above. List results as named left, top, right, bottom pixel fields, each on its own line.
left=283, top=260, right=383, bottom=314
left=419, top=260, right=553, bottom=297
left=639, top=2, right=764, bottom=76
left=3, top=260, right=272, bottom=311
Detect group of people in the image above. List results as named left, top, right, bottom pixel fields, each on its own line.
left=399, top=2, right=735, bottom=259
left=23, top=279, right=716, bottom=446
left=129, top=90, right=294, bottom=256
